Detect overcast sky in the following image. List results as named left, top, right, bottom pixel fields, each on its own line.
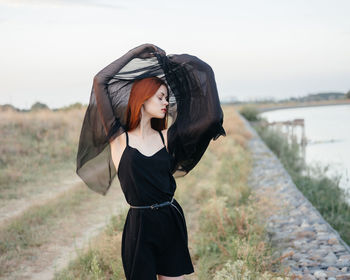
left=1, top=0, right=349, bottom=109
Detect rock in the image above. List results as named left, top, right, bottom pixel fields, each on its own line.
left=326, top=268, right=338, bottom=278
left=317, top=233, right=330, bottom=241
left=339, top=255, right=350, bottom=261
left=324, top=252, right=338, bottom=264
left=303, top=226, right=317, bottom=232
left=307, top=241, right=320, bottom=249
left=292, top=252, right=304, bottom=261
left=299, top=258, right=318, bottom=267
left=296, top=230, right=316, bottom=239
left=314, top=249, right=330, bottom=257
left=335, top=274, right=350, bottom=279
left=313, top=270, right=327, bottom=278
left=328, top=238, right=339, bottom=245
left=303, top=274, right=317, bottom=280
left=282, top=259, right=298, bottom=268
left=293, top=240, right=306, bottom=249
left=310, top=254, right=323, bottom=261
left=327, top=266, right=339, bottom=271
left=301, top=220, right=311, bottom=228
left=314, top=224, right=328, bottom=232
left=299, top=205, right=309, bottom=213
left=271, top=231, right=292, bottom=242
left=336, top=259, right=350, bottom=268
left=332, top=244, right=346, bottom=253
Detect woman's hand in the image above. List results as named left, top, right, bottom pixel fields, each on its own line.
left=129, top=43, right=166, bottom=59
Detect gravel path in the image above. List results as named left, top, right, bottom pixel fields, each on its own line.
left=241, top=115, right=350, bottom=280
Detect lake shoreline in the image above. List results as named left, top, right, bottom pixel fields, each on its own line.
left=231, top=99, right=350, bottom=113
left=242, top=114, right=350, bottom=278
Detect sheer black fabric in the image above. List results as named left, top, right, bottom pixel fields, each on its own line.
left=76, top=47, right=226, bottom=195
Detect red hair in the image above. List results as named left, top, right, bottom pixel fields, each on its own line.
left=125, top=77, right=169, bottom=131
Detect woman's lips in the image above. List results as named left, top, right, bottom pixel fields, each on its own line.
left=162, top=109, right=167, bottom=112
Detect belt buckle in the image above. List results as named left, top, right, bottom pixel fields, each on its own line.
left=150, top=203, right=159, bottom=210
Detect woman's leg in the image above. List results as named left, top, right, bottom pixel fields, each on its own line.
left=157, top=275, right=184, bottom=280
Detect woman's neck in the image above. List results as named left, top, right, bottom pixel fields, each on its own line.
left=130, top=117, right=154, bottom=139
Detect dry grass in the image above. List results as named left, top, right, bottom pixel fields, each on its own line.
left=221, top=105, right=252, bottom=148
left=54, top=210, right=127, bottom=280
left=0, top=108, right=85, bottom=196
left=178, top=106, right=291, bottom=279
left=0, top=185, right=94, bottom=276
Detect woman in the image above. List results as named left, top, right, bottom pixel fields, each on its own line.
left=76, top=44, right=226, bottom=279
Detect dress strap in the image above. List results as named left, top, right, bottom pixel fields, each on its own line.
left=158, top=130, right=165, bottom=147
left=125, top=131, right=129, bottom=146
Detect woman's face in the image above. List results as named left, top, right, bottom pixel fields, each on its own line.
left=143, top=84, right=169, bottom=119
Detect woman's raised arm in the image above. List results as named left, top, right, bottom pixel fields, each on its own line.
left=93, top=44, right=165, bottom=141
left=93, top=50, right=135, bottom=141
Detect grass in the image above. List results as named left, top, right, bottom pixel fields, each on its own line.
left=54, top=105, right=291, bottom=280
left=0, top=108, right=84, bottom=192
left=0, top=185, right=94, bottom=276
left=252, top=120, right=350, bottom=246
left=239, top=105, right=261, bottom=122
left=186, top=107, right=290, bottom=279
left=54, top=210, right=128, bottom=280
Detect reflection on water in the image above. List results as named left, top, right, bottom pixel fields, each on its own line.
left=261, top=104, right=350, bottom=196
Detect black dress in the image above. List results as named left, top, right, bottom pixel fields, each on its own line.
left=118, top=130, right=194, bottom=279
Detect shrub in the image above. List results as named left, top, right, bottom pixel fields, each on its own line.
left=239, top=106, right=261, bottom=121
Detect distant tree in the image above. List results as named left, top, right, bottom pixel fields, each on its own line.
left=65, top=102, right=83, bottom=110
left=56, top=102, right=86, bottom=111
left=31, top=102, right=49, bottom=111
left=346, top=90, right=350, bottom=99
left=0, top=104, right=18, bottom=112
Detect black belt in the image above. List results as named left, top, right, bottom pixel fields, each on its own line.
left=129, top=197, right=175, bottom=210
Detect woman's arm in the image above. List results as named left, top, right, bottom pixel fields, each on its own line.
left=93, top=50, right=135, bottom=141
left=93, top=44, right=166, bottom=141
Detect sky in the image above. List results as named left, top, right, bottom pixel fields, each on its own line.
left=0, top=0, right=349, bottom=109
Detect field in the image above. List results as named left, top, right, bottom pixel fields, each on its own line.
left=0, top=106, right=290, bottom=279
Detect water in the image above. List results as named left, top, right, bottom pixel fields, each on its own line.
left=260, top=104, right=350, bottom=197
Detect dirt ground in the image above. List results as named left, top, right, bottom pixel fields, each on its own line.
left=0, top=171, right=128, bottom=280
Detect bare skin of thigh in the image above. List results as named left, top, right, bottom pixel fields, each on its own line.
left=158, top=275, right=184, bottom=280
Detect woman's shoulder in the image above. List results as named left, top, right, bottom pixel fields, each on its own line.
left=110, top=131, right=127, bottom=148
